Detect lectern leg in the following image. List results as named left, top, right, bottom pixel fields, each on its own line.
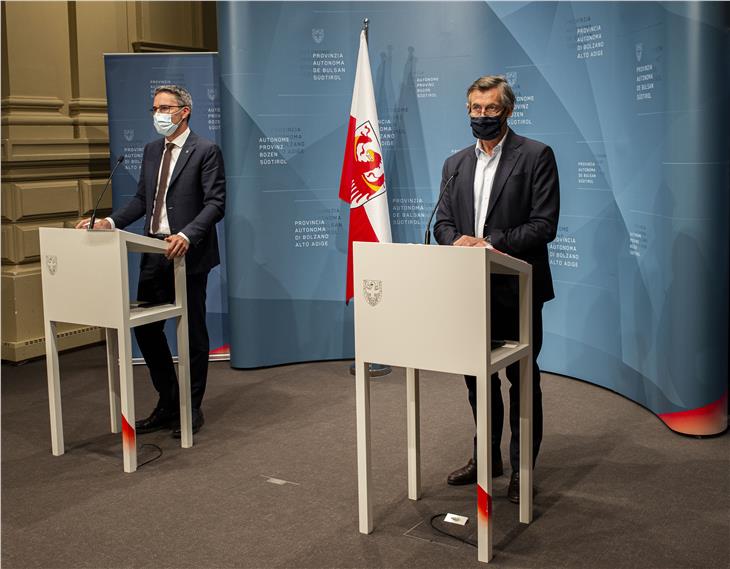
left=44, top=320, right=64, bottom=456
left=406, top=367, right=421, bottom=500
left=105, top=328, right=121, bottom=434
left=118, top=327, right=137, bottom=473
left=476, top=371, right=493, bottom=563
left=355, top=359, right=373, bottom=534
left=518, top=270, right=533, bottom=523
left=519, top=356, right=533, bottom=523
left=176, top=314, right=193, bottom=449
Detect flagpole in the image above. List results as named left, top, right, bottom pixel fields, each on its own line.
left=348, top=17, right=391, bottom=379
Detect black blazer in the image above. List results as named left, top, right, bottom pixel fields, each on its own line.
left=434, top=129, right=560, bottom=303
left=111, top=130, right=226, bottom=274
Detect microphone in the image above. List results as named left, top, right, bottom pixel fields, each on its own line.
left=424, top=170, right=458, bottom=244
left=88, top=155, right=124, bottom=231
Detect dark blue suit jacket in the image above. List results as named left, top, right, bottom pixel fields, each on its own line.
left=111, top=130, right=226, bottom=274
left=434, top=129, right=560, bottom=303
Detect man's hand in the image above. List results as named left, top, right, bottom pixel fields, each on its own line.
left=164, top=235, right=189, bottom=259
left=75, top=217, right=112, bottom=230
left=453, top=235, right=488, bottom=247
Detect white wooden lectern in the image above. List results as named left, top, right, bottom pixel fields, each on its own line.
left=353, top=242, right=533, bottom=563
left=39, top=228, right=193, bottom=473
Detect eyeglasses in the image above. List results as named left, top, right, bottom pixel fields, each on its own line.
left=150, top=105, right=184, bottom=114
left=469, top=104, right=503, bottom=117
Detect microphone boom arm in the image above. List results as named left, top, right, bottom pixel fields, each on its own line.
left=424, top=171, right=458, bottom=245
left=88, top=155, right=124, bottom=231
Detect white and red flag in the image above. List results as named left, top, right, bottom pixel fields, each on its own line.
left=339, top=29, right=392, bottom=303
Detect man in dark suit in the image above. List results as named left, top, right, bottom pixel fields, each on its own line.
left=434, top=75, right=559, bottom=502
left=77, top=85, right=226, bottom=437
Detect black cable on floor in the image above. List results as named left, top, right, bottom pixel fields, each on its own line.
left=429, top=513, right=478, bottom=548
left=138, top=443, right=163, bottom=468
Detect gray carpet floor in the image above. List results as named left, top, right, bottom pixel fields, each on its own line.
left=1, top=345, right=728, bottom=569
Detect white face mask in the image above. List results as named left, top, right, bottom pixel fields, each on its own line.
left=153, top=108, right=183, bottom=137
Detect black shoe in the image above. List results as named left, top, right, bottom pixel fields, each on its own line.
left=447, top=456, right=504, bottom=485
left=508, top=471, right=520, bottom=503
left=135, top=407, right=178, bottom=434
left=448, top=458, right=477, bottom=485
left=172, top=408, right=204, bottom=439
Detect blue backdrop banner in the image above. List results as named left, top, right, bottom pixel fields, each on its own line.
left=218, top=2, right=728, bottom=435
left=104, top=53, right=229, bottom=359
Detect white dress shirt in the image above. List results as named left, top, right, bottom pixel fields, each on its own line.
left=473, top=137, right=504, bottom=238
left=153, top=127, right=191, bottom=237
left=106, top=127, right=190, bottom=242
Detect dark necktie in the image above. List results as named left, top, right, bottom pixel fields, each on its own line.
left=151, top=142, right=175, bottom=234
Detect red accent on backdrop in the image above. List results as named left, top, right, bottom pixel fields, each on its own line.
left=658, top=391, right=728, bottom=435
left=210, top=344, right=230, bottom=356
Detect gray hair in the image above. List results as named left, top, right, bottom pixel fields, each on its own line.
left=154, top=84, right=193, bottom=113
left=466, top=76, right=515, bottom=111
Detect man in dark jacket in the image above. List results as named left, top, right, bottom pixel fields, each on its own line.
left=434, top=75, right=559, bottom=502
left=77, top=84, right=226, bottom=437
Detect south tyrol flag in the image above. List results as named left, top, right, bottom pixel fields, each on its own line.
left=339, top=29, right=392, bottom=304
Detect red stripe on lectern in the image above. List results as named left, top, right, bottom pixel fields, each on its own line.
left=658, top=391, right=728, bottom=435
left=121, top=415, right=135, bottom=453
left=477, top=484, right=492, bottom=521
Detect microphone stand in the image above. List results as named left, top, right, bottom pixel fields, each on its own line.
left=88, top=155, right=125, bottom=230
left=424, top=171, right=458, bottom=244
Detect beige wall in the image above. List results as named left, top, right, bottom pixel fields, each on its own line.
left=1, top=1, right=217, bottom=361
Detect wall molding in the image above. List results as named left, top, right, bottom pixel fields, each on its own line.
left=2, top=138, right=109, bottom=163
left=1, top=95, right=73, bottom=127
left=0, top=159, right=110, bottom=183
left=1, top=218, right=68, bottom=264
left=69, top=97, right=108, bottom=126
left=2, top=326, right=104, bottom=362
left=69, top=98, right=107, bottom=112
left=132, top=40, right=211, bottom=53
left=1, top=96, right=65, bottom=112
left=2, top=180, right=80, bottom=222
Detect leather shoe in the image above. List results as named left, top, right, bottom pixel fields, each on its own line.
left=172, top=408, right=204, bottom=439
left=135, top=407, right=178, bottom=434
left=508, top=471, right=520, bottom=503
left=447, top=456, right=504, bottom=485
left=448, top=458, right=477, bottom=485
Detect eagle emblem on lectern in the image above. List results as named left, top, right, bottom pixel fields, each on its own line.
left=362, top=280, right=382, bottom=306
left=45, top=255, right=58, bottom=275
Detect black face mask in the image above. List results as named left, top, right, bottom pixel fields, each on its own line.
left=470, top=114, right=505, bottom=141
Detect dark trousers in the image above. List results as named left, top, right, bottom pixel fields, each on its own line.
left=134, top=253, right=210, bottom=411
left=465, top=298, right=544, bottom=472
